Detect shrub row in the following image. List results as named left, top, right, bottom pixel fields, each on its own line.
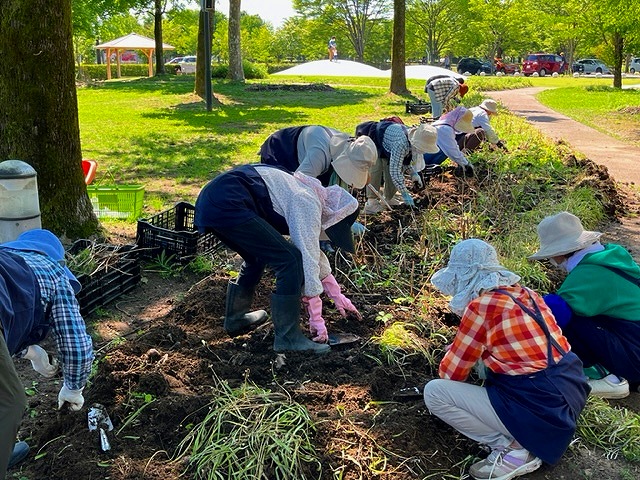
left=77, top=60, right=268, bottom=81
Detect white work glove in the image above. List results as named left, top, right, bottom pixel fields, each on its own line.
left=58, top=385, right=85, bottom=411
left=410, top=171, right=423, bottom=189
left=23, top=345, right=57, bottom=378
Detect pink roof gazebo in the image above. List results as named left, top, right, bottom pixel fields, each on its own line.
left=95, top=33, right=175, bottom=80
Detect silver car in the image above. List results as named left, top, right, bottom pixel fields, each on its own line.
left=574, top=58, right=611, bottom=74
left=630, top=57, right=640, bottom=74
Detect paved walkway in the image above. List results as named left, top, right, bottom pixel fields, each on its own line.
left=485, top=87, right=640, bottom=185
left=486, top=87, right=640, bottom=259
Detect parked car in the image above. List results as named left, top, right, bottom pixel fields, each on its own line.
left=166, top=57, right=184, bottom=65
left=494, top=58, right=519, bottom=74
left=457, top=57, right=493, bottom=75
left=521, top=53, right=565, bottom=76
left=629, top=57, right=640, bottom=74
left=572, top=58, right=611, bottom=74
left=176, top=55, right=197, bottom=74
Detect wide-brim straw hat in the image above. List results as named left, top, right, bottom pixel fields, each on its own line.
left=454, top=109, right=474, bottom=134
left=529, top=211, right=602, bottom=260
left=408, top=123, right=440, bottom=154
left=480, top=99, right=498, bottom=114
left=330, top=134, right=377, bottom=189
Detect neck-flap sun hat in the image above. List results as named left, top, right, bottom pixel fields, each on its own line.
left=479, top=99, right=498, bottom=114
left=439, top=107, right=475, bottom=134
left=529, top=211, right=602, bottom=260
left=431, top=239, right=521, bottom=316
left=1, top=229, right=82, bottom=294
left=408, top=123, right=440, bottom=154
left=330, top=134, right=377, bottom=189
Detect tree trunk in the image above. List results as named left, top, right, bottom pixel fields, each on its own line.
left=195, top=7, right=220, bottom=104
left=0, top=0, right=99, bottom=238
left=390, top=0, right=409, bottom=95
left=228, top=0, right=244, bottom=81
left=613, top=31, right=623, bottom=89
left=154, top=0, right=165, bottom=75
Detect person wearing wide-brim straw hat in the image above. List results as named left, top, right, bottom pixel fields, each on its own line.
left=530, top=211, right=640, bottom=399
left=425, top=239, right=588, bottom=480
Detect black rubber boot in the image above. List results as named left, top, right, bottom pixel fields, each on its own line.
left=224, top=282, right=268, bottom=337
left=271, top=294, right=330, bottom=354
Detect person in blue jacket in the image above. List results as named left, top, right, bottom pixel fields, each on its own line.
left=0, top=229, right=94, bottom=475
left=195, top=164, right=362, bottom=354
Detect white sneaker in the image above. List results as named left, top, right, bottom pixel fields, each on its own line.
left=469, top=447, right=542, bottom=480
left=588, top=375, right=630, bottom=399
left=364, top=199, right=384, bottom=214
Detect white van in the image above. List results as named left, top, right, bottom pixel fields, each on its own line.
left=629, top=57, right=640, bottom=74
left=177, top=56, right=197, bottom=74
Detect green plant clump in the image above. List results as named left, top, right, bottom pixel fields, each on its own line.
left=174, top=377, right=321, bottom=480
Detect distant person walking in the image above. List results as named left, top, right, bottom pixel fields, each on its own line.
left=328, top=36, right=338, bottom=62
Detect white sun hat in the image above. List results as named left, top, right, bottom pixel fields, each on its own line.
left=330, top=134, right=377, bottom=189
left=529, top=211, right=602, bottom=260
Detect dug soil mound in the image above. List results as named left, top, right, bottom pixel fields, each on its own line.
left=12, top=158, right=640, bottom=480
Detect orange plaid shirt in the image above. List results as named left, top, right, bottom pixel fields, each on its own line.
left=439, top=285, right=570, bottom=381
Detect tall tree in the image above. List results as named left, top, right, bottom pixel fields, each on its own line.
left=293, top=0, right=391, bottom=62
left=390, top=0, right=409, bottom=94
left=228, top=0, right=244, bottom=81
left=154, top=0, right=166, bottom=74
left=0, top=0, right=99, bottom=237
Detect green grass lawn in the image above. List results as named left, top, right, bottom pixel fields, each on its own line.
left=77, top=73, right=626, bottom=230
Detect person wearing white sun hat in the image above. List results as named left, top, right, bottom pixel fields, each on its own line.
left=425, top=239, right=588, bottom=480
left=530, top=211, right=640, bottom=399
left=422, top=106, right=476, bottom=178
left=458, top=99, right=507, bottom=152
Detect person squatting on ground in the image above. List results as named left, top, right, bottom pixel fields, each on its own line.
left=424, top=239, right=589, bottom=480
left=259, top=125, right=376, bottom=237
left=328, top=36, right=337, bottom=61
left=458, top=99, right=507, bottom=153
left=354, top=120, right=439, bottom=214
left=530, top=211, right=640, bottom=399
left=422, top=106, right=476, bottom=178
left=0, top=229, right=95, bottom=475
left=195, top=164, right=361, bottom=355
left=425, top=75, right=468, bottom=120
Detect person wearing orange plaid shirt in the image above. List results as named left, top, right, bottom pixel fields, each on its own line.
left=424, top=239, right=589, bottom=480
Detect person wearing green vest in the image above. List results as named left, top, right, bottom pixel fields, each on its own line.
left=530, top=211, right=640, bottom=399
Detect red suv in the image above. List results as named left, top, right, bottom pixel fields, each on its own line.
left=522, top=53, right=566, bottom=76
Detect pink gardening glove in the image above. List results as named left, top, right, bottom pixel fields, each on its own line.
left=321, top=274, right=362, bottom=320
left=302, top=295, right=329, bottom=343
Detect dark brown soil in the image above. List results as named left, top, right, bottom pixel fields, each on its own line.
left=10, top=161, right=640, bottom=480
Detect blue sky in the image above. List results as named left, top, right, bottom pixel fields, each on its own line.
left=215, top=0, right=295, bottom=28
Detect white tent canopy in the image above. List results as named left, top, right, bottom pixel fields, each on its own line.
left=95, top=33, right=175, bottom=79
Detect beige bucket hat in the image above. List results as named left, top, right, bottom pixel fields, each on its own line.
left=529, top=211, right=602, bottom=260
left=479, top=99, right=498, bottom=114
left=408, top=123, right=439, bottom=154
left=330, top=134, right=377, bottom=189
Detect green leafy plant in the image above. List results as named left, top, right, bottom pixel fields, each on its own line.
left=145, top=251, right=183, bottom=279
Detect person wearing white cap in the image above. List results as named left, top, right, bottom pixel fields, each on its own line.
left=354, top=120, right=439, bottom=214
left=422, top=106, right=476, bottom=178
left=458, top=99, right=506, bottom=152
left=425, top=239, right=588, bottom=480
left=530, top=211, right=640, bottom=399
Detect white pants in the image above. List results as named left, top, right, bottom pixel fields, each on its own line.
left=423, top=379, right=514, bottom=450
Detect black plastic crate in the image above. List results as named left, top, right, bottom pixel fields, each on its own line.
left=405, top=101, right=432, bottom=115
left=135, top=202, right=220, bottom=263
left=68, top=240, right=141, bottom=317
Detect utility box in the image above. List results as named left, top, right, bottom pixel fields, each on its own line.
left=0, top=160, right=41, bottom=243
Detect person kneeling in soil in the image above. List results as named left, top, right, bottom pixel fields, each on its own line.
left=424, top=239, right=589, bottom=480
left=195, top=164, right=362, bottom=354
left=457, top=99, right=507, bottom=153
left=0, top=229, right=95, bottom=474
left=422, top=106, right=476, bottom=178
left=354, top=120, right=439, bottom=214
left=259, top=125, right=377, bottom=239
left=529, top=211, right=640, bottom=399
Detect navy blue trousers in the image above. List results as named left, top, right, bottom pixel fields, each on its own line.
left=563, top=315, right=640, bottom=383
left=209, top=217, right=304, bottom=296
